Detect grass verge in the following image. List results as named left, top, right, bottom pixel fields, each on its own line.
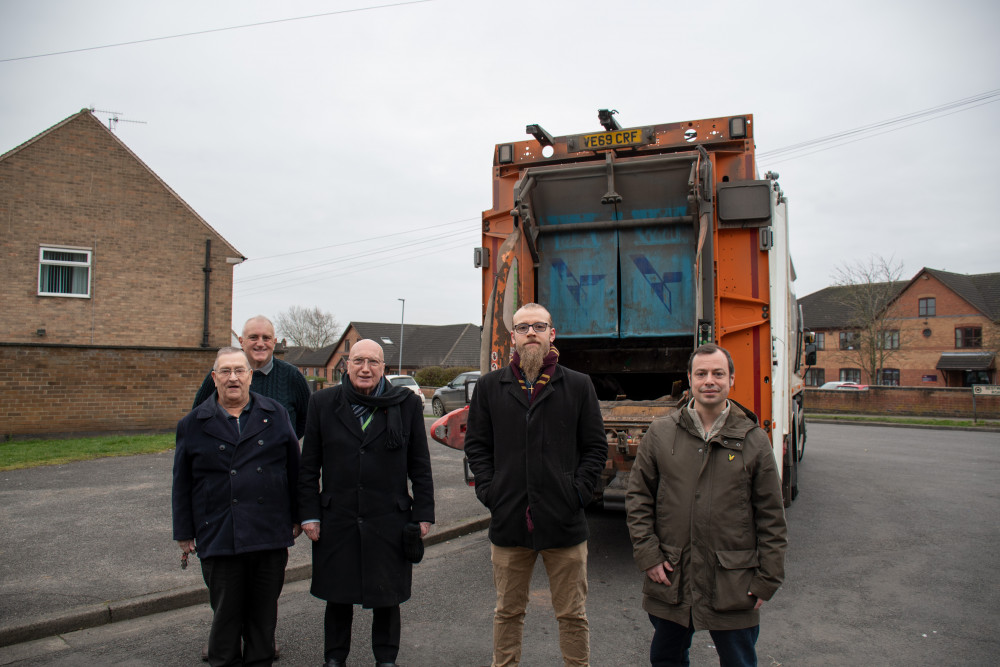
left=0, top=434, right=175, bottom=471
left=809, top=414, right=994, bottom=428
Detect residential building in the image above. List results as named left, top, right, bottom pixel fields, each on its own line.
left=0, top=110, right=243, bottom=436
left=800, top=268, right=999, bottom=388
left=286, top=322, right=480, bottom=383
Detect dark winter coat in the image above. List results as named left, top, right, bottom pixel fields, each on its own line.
left=298, top=385, right=434, bottom=608
left=464, top=364, right=607, bottom=551
left=625, top=402, right=787, bottom=631
left=172, top=393, right=301, bottom=558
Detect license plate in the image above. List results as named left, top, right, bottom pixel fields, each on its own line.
left=578, top=128, right=647, bottom=150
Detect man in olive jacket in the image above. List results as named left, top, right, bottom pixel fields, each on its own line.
left=465, top=303, right=608, bottom=667
left=625, top=343, right=787, bottom=667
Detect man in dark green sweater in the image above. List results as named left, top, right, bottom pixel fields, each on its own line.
left=193, top=316, right=311, bottom=439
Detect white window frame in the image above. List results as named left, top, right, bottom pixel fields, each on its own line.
left=38, top=246, right=92, bottom=298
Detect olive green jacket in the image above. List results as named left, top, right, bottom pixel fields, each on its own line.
left=625, top=401, right=787, bottom=630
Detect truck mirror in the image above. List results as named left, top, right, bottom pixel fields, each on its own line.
left=465, top=379, right=477, bottom=404
left=804, top=344, right=817, bottom=366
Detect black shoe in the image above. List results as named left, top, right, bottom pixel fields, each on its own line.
left=323, top=659, right=346, bottom=667
left=375, top=663, right=399, bottom=667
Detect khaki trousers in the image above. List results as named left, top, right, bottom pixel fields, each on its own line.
left=490, top=541, right=589, bottom=667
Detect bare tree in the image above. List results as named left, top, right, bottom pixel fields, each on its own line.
left=832, top=256, right=906, bottom=385
left=275, top=306, right=340, bottom=348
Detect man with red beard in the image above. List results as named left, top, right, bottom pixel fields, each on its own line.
left=464, top=303, right=607, bottom=667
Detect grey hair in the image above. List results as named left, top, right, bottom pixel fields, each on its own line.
left=242, top=315, right=275, bottom=337
left=213, top=347, right=251, bottom=370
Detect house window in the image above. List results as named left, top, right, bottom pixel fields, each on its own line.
left=880, top=330, right=900, bottom=350
left=839, top=331, right=860, bottom=350
left=840, top=368, right=861, bottom=383
left=804, top=368, right=825, bottom=386
left=814, top=332, right=825, bottom=350
left=955, top=327, right=982, bottom=349
left=876, top=368, right=900, bottom=386
left=963, top=370, right=990, bottom=387
left=918, top=298, right=935, bottom=317
left=38, top=246, right=91, bottom=297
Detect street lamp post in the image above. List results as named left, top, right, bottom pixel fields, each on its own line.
left=398, top=298, right=405, bottom=375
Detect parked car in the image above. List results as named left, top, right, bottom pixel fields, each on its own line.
left=819, top=381, right=869, bottom=390
left=431, top=371, right=481, bottom=416
left=386, top=374, right=426, bottom=410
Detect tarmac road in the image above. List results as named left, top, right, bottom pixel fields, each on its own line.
left=0, top=418, right=485, bottom=642
left=2, top=423, right=999, bottom=665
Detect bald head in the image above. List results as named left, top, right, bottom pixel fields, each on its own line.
left=347, top=339, right=385, bottom=395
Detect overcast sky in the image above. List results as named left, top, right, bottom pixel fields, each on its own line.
left=2, top=0, right=998, bottom=339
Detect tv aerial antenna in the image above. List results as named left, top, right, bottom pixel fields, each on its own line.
left=89, top=107, right=148, bottom=131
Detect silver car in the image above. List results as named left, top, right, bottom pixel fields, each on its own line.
left=386, top=374, right=426, bottom=410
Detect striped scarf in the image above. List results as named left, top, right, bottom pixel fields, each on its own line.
left=349, top=375, right=386, bottom=423
left=341, top=374, right=411, bottom=449
left=510, top=345, right=559, bottom=404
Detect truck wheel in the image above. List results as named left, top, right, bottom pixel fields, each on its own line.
left=432, top=398, right=445, bottom=417
left=790, top=443, right=799, bottom=500
left=797, top=410, right=806, bottom=462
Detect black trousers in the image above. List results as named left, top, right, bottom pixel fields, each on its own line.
left=200, top=548, right=288, bottom=667
left=324, top=602, right=401, bottom=663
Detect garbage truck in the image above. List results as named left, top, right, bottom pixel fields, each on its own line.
left=432, top=110, right=810, bottom=507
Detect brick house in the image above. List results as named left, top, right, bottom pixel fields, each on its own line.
left=286, top=322, right=480, bottom=384
left=284, top=344, right=339, bottom=380
left=0, top=109, right=244, bottom=437
left=800, top=268, right=999, bottom=388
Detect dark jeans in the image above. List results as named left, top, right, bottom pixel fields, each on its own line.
left=324, top=602, right=401, bottom=663
left=200, top=548, right=288, bottom=667
left=649, top=614, right=759, bottom=667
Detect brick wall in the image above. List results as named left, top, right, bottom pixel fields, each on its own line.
left=0, top=111, right=239, bottom=348
left=806, top=386, right=1000, bottom=419
left=1, top=344, right=220, bottom=438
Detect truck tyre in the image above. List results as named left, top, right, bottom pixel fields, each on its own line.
left=432, top=398, right=445, bottom=417
left=797, top=407, right=807, bottom=462
left=791, top=402, right=805, bottom=462
left=790, top=445, right=799, bottom=500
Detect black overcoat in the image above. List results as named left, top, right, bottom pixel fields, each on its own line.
left=464, top=363, right=608, bottom=551
left=298, top=385, right=434, bottom=608
left=172, top=393, right=300, bottom=558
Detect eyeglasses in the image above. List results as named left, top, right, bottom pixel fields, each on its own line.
left=512, top=322, right=551, bottom=335
left=349, top=357, right=383, bottom=368
left=215, top=367, right=250, bottom=378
